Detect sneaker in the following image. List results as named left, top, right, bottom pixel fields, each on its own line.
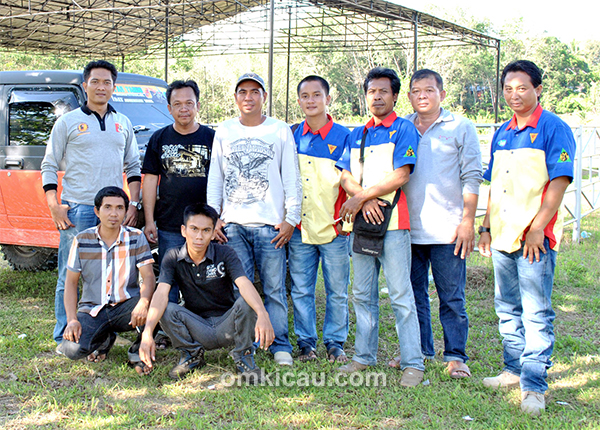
left=483, top=371, right=520, bottom=389
left=521, top=391, right=545, bottom=416
left=400, top=367, right=424, bottom=387
left=168, top=349, right=206, bottom=380
left=235, top=350, right=263, bottom=385
left=274, top=351, right=293, bottom=366
left=337, top=360, right=369, bottom=373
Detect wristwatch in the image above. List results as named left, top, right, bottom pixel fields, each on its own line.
left=478, top=226, right=491, bottom=235
left=130, top=201, right=142, bottom=210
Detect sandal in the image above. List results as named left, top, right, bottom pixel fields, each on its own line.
left=298, top=346, right=317, bottom=362
left=154, top=331, right=171, bottom=350
left=447, top=360, right=471, bottom=379
left=129, top=360, right=153, bottom=376
left=327, top=346, right=348, bottom=363
left=87, top=332, right=116, bottom=362
left=387, top=355, right=401, bottom=368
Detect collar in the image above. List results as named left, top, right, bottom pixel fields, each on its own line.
left=506, top=104, right=543, bottom=131
left=94, top=225, right=125, bottom=247
left=177, top=241, right=215, bottom=264
left=81, top=103, right=116, bottom=116
left=302, top=114, right=334, bottom=139
left=365, top=111, right=397, bottom=129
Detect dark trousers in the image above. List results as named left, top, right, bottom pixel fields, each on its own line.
left=160, top=296, right=257, bottom=362
left=58, top=296, right=142, bottom=363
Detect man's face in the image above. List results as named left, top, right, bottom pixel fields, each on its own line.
left=94, top=196, right=126, bottom=230
left=408, top=77, right=446, bottom=116
left=181, top=214, right=215, bottom=255
left=297, top=80, right=330, bottom=119
left=365, top=78, right=397, bottom=119
left=503, top=71, right=542, bottom=116
left=168, top=87, right=199, bottom=128
left=82, top=68, right=116, bottom=107
left=234, top=80, right=267, bottom=117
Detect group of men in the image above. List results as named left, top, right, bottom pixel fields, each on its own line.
left=43, top=58, right=574, bottom=415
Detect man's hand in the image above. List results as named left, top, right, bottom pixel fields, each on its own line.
left=63, top=320, right=82, bottom=343
left=271, top=221, right=294, bottom=249
left=523, top=226, right=546, bottom=264
left=129, top=299, right=149, bottom=328
left=49, top=203, right=74, bottom=231
left=254, top=313, right=274, bottom=351
left=139, top=329, right=156, bottom=370
left=214, top=218, right=228, bottom=244
left=340, top=195, right=364, bottom=224
left=124, top=205, right=138, bottom=227
left=144, top=222, right=158, bottom=244
left=477, top=232, right=492, bottom=258
left=452, top=219, right=475, bottom=259
left=361, top=199, right=388, bottom=225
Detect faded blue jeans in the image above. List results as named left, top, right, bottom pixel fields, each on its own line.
left=288, top=229, right=350, bottom=352
left=224, top=223, right=292, bottom=354
left=411, top=244, right=469, bottom=363
left=350, top=230, right=424, bottom=370
left=158, top=229, right=185, bottom=304
left=54, top=201, right=98, bottom=343
left=492, top=237, right=557, bottom=394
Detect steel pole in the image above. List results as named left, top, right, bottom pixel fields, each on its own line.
left=267, top=0, right=275, bottom=117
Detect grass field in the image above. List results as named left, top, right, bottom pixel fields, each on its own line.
left=0, top=214, right=599, bottom=429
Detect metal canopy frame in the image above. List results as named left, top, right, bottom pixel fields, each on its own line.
left=0, top=0, right=501, bottom=119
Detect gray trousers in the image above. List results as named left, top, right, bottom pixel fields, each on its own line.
left=160, top=296, right=257, bottom=362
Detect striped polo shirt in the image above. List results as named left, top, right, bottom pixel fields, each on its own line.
left=67, top=225, right=154, bottom=316
left=336, top=112, right=420, bottom=231
left=294, top=116, right=350, bottom=244
left=483, top=104, right=575, bottom=252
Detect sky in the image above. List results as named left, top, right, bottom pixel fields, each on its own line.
left=394, top=0, right=600, bottom=42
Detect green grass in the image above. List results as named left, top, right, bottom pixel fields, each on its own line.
left=1, top=213, right=599, bottom=429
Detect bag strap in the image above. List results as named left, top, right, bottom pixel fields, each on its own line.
left=359, top=126, right=401, bottom=208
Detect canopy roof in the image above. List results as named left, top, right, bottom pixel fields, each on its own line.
left=0, top=0, right=499, bottom=58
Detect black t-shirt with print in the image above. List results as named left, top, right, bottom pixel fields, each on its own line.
left=142, top=124, right=215, bottom=232
left=158, top=243, right=247, bottom=318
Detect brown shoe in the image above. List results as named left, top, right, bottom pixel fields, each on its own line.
left=521, top=391, right=545, bottom=416
left=337, top=360, right=369, bottom=373
left=400, top=367, right=424, bottom=387
left=483, top=371, right=520, bottom=389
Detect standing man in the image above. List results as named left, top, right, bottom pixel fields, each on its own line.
left=398, top=69, right=483, bottom=378
left=139, top=203, right=274, bottom=382
left=336, top=67, right=425, bottom=387
left=142, top=79, right=215, bottom=304
left=207, top=73, right=302, bottom=366
left=58, top=186, right=155, bottom=375
left=478, top=60, right=575, bottom=415
left=42, top=60, right=141, bottom=344
left=289, top=75, right=351, bottom=363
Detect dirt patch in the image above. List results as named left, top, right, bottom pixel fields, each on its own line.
left=466, top=266, right=493, bottom=292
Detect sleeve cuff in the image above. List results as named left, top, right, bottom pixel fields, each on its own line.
left=43, top=184, right=58, bottom=193
left=127, top=176, right=142, bottom=185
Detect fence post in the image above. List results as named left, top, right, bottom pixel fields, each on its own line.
left=573, top=126, right=583, bottom=244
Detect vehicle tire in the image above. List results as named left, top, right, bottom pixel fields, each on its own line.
left=1, top=245, right=58, bottom=271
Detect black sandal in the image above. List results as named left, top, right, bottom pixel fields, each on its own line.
left=298, top=346, right=317, bottom=362
left=327, top=346, right=348, bottom=363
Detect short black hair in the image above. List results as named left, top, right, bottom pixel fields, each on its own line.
left=363, top=67, right=401, bottom=95
left=410, top=69, right=444, bottom=91
left=297, top=75, right=330, bottom=96
left=83, top=60, right=118, bottom=83
left=166, top=80, right=200, bottom=104
left=94, top=186, right=129, bottom=211
left=183, top=203, right=219, bottom=228
left=501, top=60, right=543, bottom=89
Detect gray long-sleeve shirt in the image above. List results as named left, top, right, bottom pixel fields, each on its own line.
left=403, top=109, right=483, bottom=244
left=41, top=104, right=141, bottom=205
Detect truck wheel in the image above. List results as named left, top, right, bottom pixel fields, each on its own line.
left=1, top=245, right=58, bottom=272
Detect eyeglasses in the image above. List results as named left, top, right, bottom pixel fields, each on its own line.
left=170, top=101, right=197, bottom=110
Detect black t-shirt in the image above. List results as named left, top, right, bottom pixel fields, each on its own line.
left=158, top=242, right=247, bottom=318
left=142, top=124, right=215, bottom=232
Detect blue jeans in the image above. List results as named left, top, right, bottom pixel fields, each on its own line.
left=54, top=202, right=98, bottom=343
left=158, top=229, right=185, bottom=304
left=288, top=229, right=350, bottom=352
left=57, top=296, right=142, bottom=363
left=411, top=244, right=469, bottom=363
left=492, top=237, right=557, bottom=394
left=350, top=230, right=424, bottom=370
left=223, top=223, right=292, bottom=354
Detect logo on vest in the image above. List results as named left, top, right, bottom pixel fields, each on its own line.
left=77, top=123, right=88, bottom=133
left=206, top=262, right=226, bottom=280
